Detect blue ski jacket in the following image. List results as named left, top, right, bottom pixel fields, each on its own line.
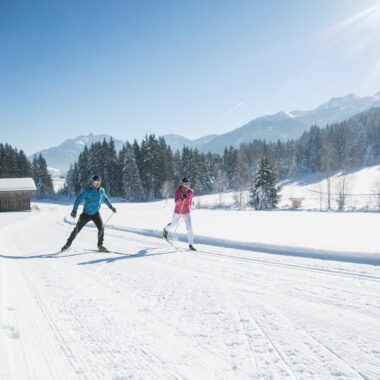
left=72, top=186, right=113, bottom=215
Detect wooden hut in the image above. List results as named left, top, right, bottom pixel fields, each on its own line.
left=289, top=197, right=305, bottom=209
left=0, top=178, right=36, bottom=212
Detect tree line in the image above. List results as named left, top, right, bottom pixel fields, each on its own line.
left=240, top=107, right=380, bottom=180
left=63, top=136, right=220, bottom=201
left=2, top=106, right=380, bottom=208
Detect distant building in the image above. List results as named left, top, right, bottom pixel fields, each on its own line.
left=289, top=197, right=305, bottom=209
left=0, top=178, right=36, bottom=212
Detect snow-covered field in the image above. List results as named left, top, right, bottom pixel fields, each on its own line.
left=197, top=164, right=380, bottom=211
left=52, top=176, right=66, bottom=193
left=1, top=200, right=380, bottom=379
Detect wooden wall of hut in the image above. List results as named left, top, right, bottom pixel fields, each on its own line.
left=0, top=191, right=34, bottom=212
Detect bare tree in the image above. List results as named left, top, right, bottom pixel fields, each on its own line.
left=322, top=139, right=337, bottom=210
left=372, top=178, right=380, bottom=211
left=161, top=180, right=173, bottom=206
left=335, top=173, right=350, bottom=211
left=313, top=172, right=324, bottom=211
left=233, top=152, right=250, bottom=210
left=214, top=169, right=228, bottom=207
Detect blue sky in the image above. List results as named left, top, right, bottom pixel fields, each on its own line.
left=1, top=0, right=380, bottom=154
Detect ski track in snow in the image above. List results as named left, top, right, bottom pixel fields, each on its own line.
left=0, top=205, right=380, bottom=379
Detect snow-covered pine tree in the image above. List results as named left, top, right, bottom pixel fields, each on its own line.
left=138, top=136, right=151, bottom=198
left=17, top=150, right=32, bottom=177
left=273, top=140, right=289, bottom=179
left=307, top=126, right=323, bottom=172
left=223, top=146, right=237, bottom=189
left=35, top=178, right=45, bottom=199
left=104, top=138, right=119, bottom=196
left=87, top=141, right=103, bottom=184
left=192, top=150, right=210, bottom=193
left=40, top=154, right=54, bottom=194
left=172, top=150, right=182, bottom=183
left=101, top=138, right=111, bottom=194
left=0, top=144, right=33, bottom=178
left=250, top=156, right=280, bottom=210
left=66, top=163, right=81, bottom=197
left=122, top=145, right=144, bottom=201
left=180, top=146, right=195, bottom=188
left=149, top=135, right=165, bottom=198
left=132, top=139, right=142, bottom=175
left=32, top=154, right=54, bottom=198
left=78, top=146, right=90, bottom=188
left=205, top=152, right=220, bottom=193
left=158, top=136, right=174, bottom=196
left=2, top=144, right=18, bottom=177
left=137, top=136, right=160, bottom=198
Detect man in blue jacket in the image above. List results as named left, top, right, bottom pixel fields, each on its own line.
left=61, top=175, right=116, bottom=252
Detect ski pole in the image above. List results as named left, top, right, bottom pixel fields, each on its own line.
left=98, top=210, right=115, bottom=239
left=103, top=211, right=115, bottom=229
left=64, top=214, right=77, bottom=239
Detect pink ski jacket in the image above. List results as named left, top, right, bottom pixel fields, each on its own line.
left=174, top=186, right=194, bottom=214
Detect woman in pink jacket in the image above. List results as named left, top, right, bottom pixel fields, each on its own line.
left=163, top=177, right=196, bottom=250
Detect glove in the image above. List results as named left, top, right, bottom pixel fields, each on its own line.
left=71, top=210, right=77, bottom=218
left=111, top=206, right=117, bottom=213
left=181, top=194, right=187, bottom=200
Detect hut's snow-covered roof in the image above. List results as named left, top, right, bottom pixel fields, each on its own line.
left=0, top=178, right=36, bottom=192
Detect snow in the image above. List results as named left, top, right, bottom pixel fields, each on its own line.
left=0, top=198, right=379, bottom=379
left=195, top=164, right=380, bottom=212
left=47, top=167, right=61, bottom=176
left=52, top=177, right=66, bottom=193
left=260, top=111, right=294, bottom=122
left=279, top=165, right=380, bottom=211
left=283, top=110, right=294, bottom=118
left=0, top=178, right=36, bottom=192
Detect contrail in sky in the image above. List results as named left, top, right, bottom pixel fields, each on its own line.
left=219, top=102, right=244, bottom=121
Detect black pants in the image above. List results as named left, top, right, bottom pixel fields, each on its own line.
left=67, top=212, right=104, bottom=246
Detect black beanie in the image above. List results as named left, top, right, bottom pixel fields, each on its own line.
left=92, top=175, right=101, bottom=182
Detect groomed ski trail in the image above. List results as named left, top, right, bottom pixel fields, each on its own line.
left=0, top=204, right=379, bottom=379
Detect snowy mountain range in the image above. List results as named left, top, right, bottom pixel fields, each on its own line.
left=31, top=91, right=380, bottom=173
left=164, top=91, right=380, bottom=153
left=30, top=133, right=124, bottom=174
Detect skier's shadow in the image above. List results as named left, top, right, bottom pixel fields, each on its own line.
left=77, top=248, right=176, bottom=265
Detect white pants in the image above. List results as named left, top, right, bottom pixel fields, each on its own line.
left=166, top=213, right=194, bottom=245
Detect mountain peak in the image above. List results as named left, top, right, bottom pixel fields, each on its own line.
left=260, top=110, right=294, bottom=122
left=317, top=93, right=360, bottom=110
left=30, top=133, right=124, bottom=173
left=344, top=93, right=359, bottom=99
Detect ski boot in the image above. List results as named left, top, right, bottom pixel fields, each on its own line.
left=97, top=245, right=110, bottom=253
left=61, top=243, right=70, bottom=252
left=189, top=244, right=197, bottom=251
